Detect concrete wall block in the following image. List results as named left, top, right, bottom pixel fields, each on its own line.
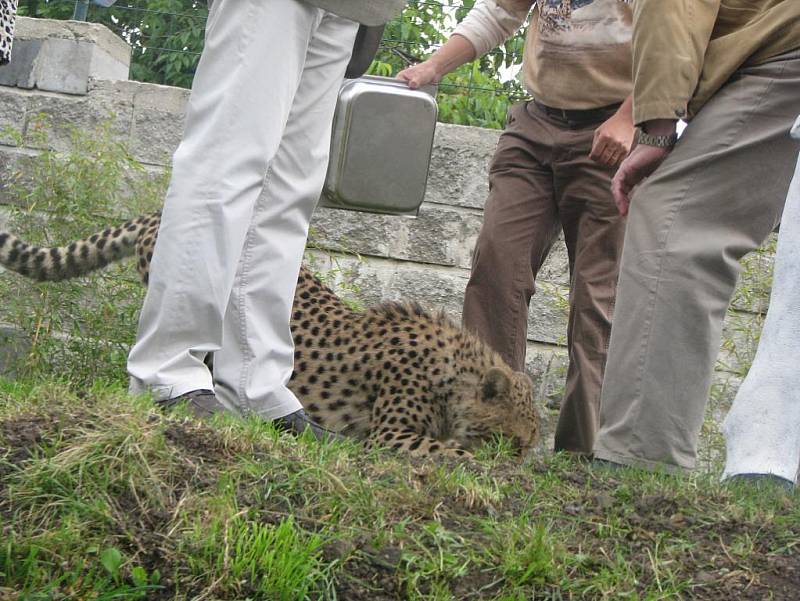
left=310, top=208, right=404, bottom=261
left=14, top=17, right=131, bottom=63
left=88, top=43, right=130, bottom=84
left=526, top=283, right=570, bottom=346
left=31, top=38, right=96, bottom=95
left=129, top=83, right=189, bottom=165
left=0, top=149, right=37, bottom=206
left=304, top=250, right=569, bottom=346
left=354, top=260, right=469, bottom=318
left=310, top=206, right=569, bottom=282
left=426, top=124, right=500, bottom=210
left=0, top=18, right=130, bottom=96
left=304, top=252, right=469, bottom=317
left=0, top=89, right=28, bottom=145
left=310, top=204, right=484, bottom=269
left=23, top=88, right=133, bottom=152
left=525, top=344, right=568, bottom=404
left=0, top=39, right=44, bottom=90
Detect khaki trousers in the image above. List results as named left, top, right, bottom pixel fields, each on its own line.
left=462, top=101, right=626, bottom=454
left=594, top=50, right=800, bottom=471
left=128, top=0, right=358, bottom=419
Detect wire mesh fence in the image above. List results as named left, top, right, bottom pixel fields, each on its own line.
left=17, top=0, right=529, bottom=128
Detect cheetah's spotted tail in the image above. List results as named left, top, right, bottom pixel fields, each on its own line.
left=0, top=211, right=161, bottom=282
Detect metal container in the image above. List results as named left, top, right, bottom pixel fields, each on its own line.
left=321, top=75, right=438, bottom=217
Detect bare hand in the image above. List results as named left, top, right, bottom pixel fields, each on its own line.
left=590, top=111, right=635, bottom=167
left=397, top=61, right=441, bottom=90
left=611, top=143, right=672, bottom=216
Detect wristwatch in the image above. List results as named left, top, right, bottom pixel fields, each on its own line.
left=636, top=128, right=678, bottom=148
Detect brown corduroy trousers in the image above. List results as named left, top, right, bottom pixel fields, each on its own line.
left=462, top=100, right=626, bottom=454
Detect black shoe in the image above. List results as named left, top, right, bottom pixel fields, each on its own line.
left=726, top=473, right=795, bottom=493
left=155, top=389, right=227, bottom=418
left=273, top=409, right=343, bottom=443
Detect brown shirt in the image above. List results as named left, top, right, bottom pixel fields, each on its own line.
left=454, top=0, right=633, bottom=110
left=633, top=0, right=800, bottom=124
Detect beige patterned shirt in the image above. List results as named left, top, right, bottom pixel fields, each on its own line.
left=454, top=0, right=632, bottom=110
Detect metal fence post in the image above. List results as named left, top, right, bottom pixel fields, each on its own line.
left=73, top=0, right=90, bottom=21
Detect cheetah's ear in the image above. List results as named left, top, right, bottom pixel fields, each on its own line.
left=480, top=367, right=512, bottom=402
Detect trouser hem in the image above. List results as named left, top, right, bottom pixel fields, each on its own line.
left=592, top=447, right=690, bottom=475
left=129, top=376, right=215, bottom=403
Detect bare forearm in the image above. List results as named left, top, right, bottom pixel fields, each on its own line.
left=425, top=34, right=477, bottom=79
left=615, top=94, right=634, bottom=123
left=399, top=0, right=529, bottom=89
left=397, top=34, right=477, bottom=89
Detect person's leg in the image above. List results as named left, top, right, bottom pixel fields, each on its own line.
left=127, top=0, right=322, bottom=402
left=213, top=12, right=358, bottom=419
left=594, top=51, right=800, bottom=471
left=462, top=102, right=560, bottom=371
left=552, top=123, right=625, bottom=455
left=723, top=119, right=800, bottom=487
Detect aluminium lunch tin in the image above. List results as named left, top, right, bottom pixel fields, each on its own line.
left=320, top=75, right=438, bottom=217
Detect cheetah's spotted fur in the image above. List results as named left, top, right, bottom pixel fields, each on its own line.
left=0, top=211, right=540, bottom=457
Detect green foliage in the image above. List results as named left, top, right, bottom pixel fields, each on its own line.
left=374, top=0, right=527, bottom=129
left=20, top=0, right=527, bottom=129
left=18, top=0, right=208, bottom=88
left=0, top=117, right=166, bottom=387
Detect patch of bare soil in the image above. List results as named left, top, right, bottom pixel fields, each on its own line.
left=0, top=415, right=51, bottom=477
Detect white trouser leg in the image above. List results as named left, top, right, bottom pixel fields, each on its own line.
left=127, top=0, right=354, bottom=404
left=722, top=118, right=800, bottom=485
left=213, top=13, right=357, bottom=419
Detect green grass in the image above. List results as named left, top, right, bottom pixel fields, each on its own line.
left=1, top=381, right=798, bottom=600
left=0, top=99, right=794, bottom=601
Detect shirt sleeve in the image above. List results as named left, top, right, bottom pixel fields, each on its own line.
left=632, top=0, right=721, bottom=124
left=452, top=0, right=532, bottom=58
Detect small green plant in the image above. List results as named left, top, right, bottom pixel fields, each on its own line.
left=306, top=226, right=365, bottom=311
left=185, top=516, right=326, bottom=600
left=494, top=523, right=563, bottom=588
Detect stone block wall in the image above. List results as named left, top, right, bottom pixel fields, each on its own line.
left=0, top=18, right=775, bottom=457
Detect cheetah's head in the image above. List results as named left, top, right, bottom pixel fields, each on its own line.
left=465, top=365, right=539, bottom=455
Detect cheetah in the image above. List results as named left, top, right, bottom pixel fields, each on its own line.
left=0, top=212, right=540, bottom=457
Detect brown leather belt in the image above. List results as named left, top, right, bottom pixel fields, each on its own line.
left=531, top=98, right=622, bottom=123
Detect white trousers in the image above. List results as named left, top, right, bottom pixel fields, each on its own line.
left=127, top=0, right=358, bottom=419
left=722, top=116, right=800, bottom=485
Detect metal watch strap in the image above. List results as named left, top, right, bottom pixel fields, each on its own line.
left=636, top=129, right=679, bottom=148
